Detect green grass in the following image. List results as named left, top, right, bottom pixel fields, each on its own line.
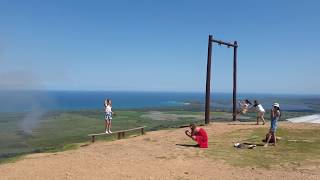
left=205, top=127, right=320, bottom=169
left=0, top=154, right=25, bottom=164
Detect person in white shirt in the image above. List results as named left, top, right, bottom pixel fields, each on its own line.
left=104, top=99, right=113, bottom=134
left=253, top=100, right=266, bottom=125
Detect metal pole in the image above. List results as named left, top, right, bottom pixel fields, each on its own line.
left=232, top=41, right=238, bottom=121
left=205, top=35, right=213, bottom=124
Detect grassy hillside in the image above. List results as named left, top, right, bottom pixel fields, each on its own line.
left=205, top=127, right=320, bottom=168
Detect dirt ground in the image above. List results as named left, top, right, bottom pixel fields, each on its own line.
left=0, top=122, right=319, bottom=180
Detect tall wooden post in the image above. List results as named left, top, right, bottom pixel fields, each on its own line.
left=232, top=41, right=238, bottom=121
left=205, top=35, right=213, bottom=124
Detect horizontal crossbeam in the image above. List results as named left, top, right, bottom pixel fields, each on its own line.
left=212, top=39, right=238, bottom=47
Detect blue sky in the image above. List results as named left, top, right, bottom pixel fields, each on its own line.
left=0, top=0, right=319, bottom=94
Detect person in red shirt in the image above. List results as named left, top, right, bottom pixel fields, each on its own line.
left=185, top=124, right=208, bottom=148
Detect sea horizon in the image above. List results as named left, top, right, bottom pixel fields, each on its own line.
left=0, top=90, right=319, bottom=113
left=1, top=89, right=320, bottom=96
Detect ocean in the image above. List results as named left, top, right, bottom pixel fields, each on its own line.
left=0, top=90, right=319, bottom=113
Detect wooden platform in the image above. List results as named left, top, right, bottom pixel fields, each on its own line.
left=88, top=126, right=146, bottom=142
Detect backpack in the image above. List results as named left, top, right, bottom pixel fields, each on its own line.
left=264, top=133, right=275, bottom=143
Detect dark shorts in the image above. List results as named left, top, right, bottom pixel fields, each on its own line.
left=105, top=112, right=112, bottom=120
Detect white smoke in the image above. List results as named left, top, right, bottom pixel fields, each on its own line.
left=0, top=70, right=52, bottom=134
left=20, top=104, right=45, bottom=134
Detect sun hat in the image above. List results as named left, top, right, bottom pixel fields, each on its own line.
left=273, top=103, right=280, bottom=108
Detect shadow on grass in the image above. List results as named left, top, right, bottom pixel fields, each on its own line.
left=227, top=123, right=264, bottom=126
left=175, top=144, right=199, bottom=148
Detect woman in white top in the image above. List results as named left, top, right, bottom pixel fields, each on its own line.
left=253, top=100, right=266, bottom=125
left=104, top=99, right=113, bottom=134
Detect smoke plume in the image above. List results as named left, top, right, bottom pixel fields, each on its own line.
left=0, top=70, right=53, bottom=133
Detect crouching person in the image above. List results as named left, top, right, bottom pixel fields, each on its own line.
left=185, top=123, right=208, bottom=148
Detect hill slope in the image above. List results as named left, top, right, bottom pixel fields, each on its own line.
left=0, top=122, right=319, bottom=180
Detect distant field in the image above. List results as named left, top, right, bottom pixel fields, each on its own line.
left=0, top=109, right=315, bottom=163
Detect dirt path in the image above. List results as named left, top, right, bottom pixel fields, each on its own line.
left=0, top=122, right=319, bottom=180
